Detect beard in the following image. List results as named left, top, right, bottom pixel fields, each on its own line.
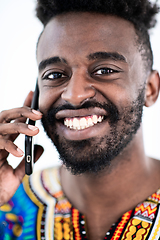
left=41, top=87, right=145, bottom=175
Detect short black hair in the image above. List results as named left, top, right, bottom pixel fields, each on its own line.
left=36, top=0, right=159, bottom=71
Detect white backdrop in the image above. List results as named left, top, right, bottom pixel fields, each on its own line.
left=0, top=0, right=160, bottom=172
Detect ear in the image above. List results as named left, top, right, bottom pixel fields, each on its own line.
left=145, top=70, right=160, bottom=107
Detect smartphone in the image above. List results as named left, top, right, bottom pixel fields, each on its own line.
left=25, top=81, right=39, bottom=175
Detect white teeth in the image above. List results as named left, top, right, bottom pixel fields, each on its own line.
left=73, top=118, right=79, bottom=130
left=87, top=118, right=94, bottom=127
left=65, top=119, right=69, bottom=126
left=92, top=115, right=98, bottom=124
left=80, top=117, right=86, bottom=126
left=64, top=115, right=104, bottom=130
left=98, top=116, right=102, bottom=122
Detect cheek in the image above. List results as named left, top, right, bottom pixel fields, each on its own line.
left=95, top=82, right=134, bottom=109
left=38, top=87, right=62, bottom=114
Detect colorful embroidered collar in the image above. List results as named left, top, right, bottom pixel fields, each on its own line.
left=0, top=167, right=160, bottom=239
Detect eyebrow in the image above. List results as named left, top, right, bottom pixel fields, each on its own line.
left=88, top=52, right=127, bottom=62
left=38, top=57, right=67, bottom=71
left=38, top=51, right=127, bottom=72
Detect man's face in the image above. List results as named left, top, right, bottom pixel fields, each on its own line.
left=37, top=13, right=146, bottom=174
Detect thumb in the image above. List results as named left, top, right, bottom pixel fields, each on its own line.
left=23, top=91, right=34, bottom=107
left=34, top=144, right=44, bottom=162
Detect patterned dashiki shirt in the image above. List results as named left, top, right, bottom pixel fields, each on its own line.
left=0, top=167, right=160, bottom=240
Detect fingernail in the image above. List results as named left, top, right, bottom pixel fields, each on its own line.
left=32, top=109, right=42, bottom=115
left=28, top=125, right=38, bottom=131
left=17, top=148, right=24, bottom=156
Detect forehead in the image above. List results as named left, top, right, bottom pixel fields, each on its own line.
left=37, top=12, right=139, bottom=65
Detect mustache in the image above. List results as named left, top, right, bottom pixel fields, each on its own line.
left=42, top=100, right=120, bottom=125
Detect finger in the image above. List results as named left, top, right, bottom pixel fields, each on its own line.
left=0, top=122, right=39, bottom=136
left=14, top=144, right=44, bottom=181
left=0, top=120, right=39, bottom=145
left=0, top=138, right=24, bottom=157
left=0, top=123, right=39, bottom=154
left=0, top=107, right=42, bottom=123
left=0, top=149, right=9, bottom=161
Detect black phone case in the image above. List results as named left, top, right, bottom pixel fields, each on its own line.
left=25, top=82, right=39, bottom=175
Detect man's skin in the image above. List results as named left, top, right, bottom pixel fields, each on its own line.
left=0, top=12, right=160, bottom=240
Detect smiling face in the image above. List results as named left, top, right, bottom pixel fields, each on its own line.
left=37, top=12, right=147, bottom=174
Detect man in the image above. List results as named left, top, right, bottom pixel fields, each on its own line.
left=0, top=0, right=160, bottom=239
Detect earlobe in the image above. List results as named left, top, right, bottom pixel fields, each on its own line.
left=145, top=70, right=160, bottom=107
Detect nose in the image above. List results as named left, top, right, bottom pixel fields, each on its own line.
left=61, top=71, right=96, bottom=106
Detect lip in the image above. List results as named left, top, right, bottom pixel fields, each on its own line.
left=55, top=107, right=107, bottom=120
left=55, top=107, right=109, bottom=141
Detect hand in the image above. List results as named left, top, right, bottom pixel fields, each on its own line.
left=0, top=91, right=43, bottom=206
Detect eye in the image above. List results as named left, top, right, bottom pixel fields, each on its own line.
left=43, top=72, right=66, bottom=80
left=94, top=68, right=118, bottom=75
